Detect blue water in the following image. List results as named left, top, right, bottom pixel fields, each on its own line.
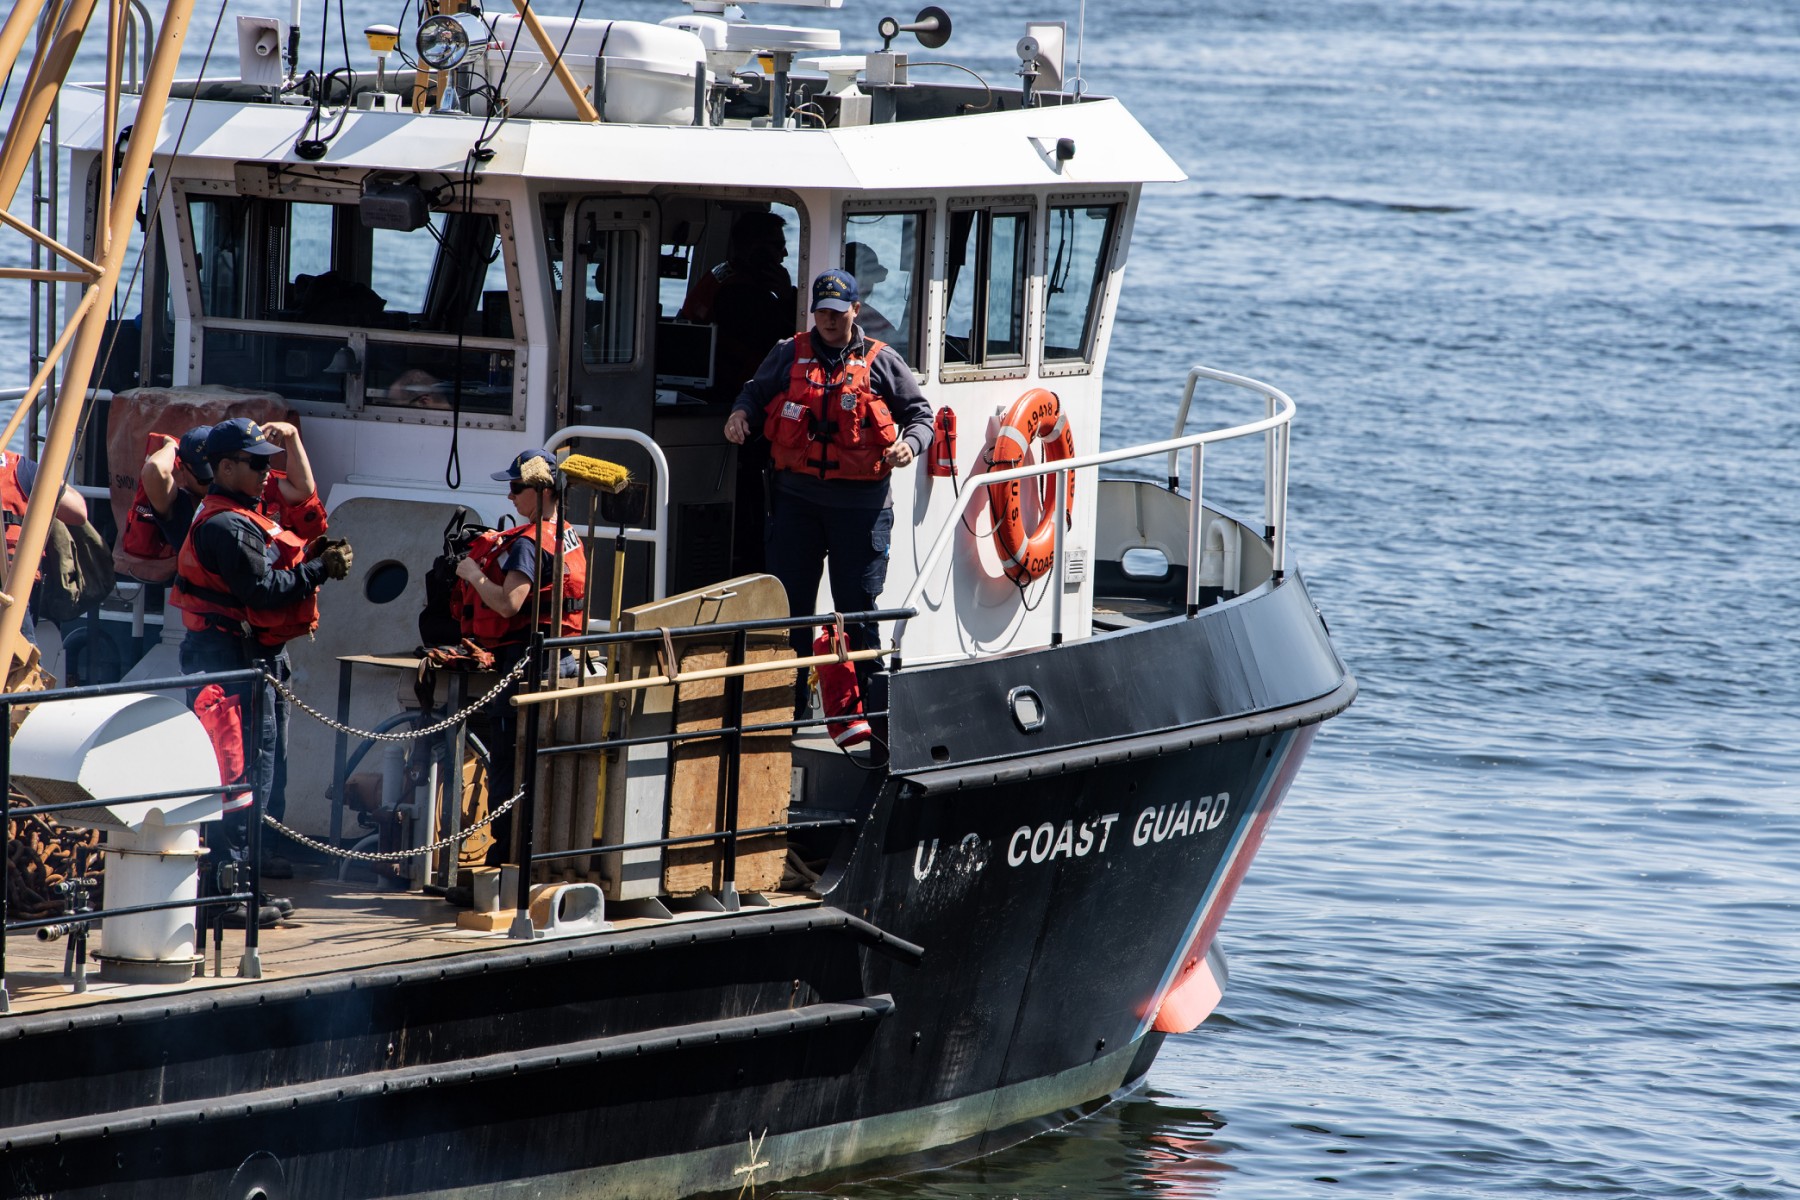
left=5, top=1, right=1798, bottom=1197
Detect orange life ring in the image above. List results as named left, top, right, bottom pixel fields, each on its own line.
left=986, top=388, right=1075, bottom=584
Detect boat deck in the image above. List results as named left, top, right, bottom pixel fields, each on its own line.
left=1, top=867, right=821, bottom=1017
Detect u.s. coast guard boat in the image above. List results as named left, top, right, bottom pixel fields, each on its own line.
left=0, top=0, right=1354, bottom=1195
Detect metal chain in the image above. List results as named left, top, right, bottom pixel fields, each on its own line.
left=261, top=786, right=524, bottom=864
left=267, top=655, right=530, bottom=743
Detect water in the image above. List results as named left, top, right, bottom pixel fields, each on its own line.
left=5, top=1, right=1798, bottom=1196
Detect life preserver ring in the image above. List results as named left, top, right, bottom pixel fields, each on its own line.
left=985, top=388, right=1075, bottom=584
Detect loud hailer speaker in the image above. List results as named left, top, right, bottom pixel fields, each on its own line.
left=360, top=178, right=429, bottom=231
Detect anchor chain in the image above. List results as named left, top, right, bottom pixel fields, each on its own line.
left=262, top=786, right=524, bottom=864
left=266, top=655, right=529, bottom=743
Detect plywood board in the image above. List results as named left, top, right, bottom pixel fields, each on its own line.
left=663, top=643, right=794, bottom=896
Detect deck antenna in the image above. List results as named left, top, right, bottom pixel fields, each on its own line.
left=286, top=0, right=302, bottom=81
left=1071, top=0, right=1085, bottom=97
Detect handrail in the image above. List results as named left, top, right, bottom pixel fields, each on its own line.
left=522, top=605, right=912, bottom=706
left=1, top=665, right=276, bottom=1004
left=545, top=424, right=672, bottom=603
left=513, top=645, right=891, bottom=707
left=897, top=366, right=1295, bottom=647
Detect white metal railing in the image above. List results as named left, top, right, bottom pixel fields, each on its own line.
left=896, top=366, right=1294, bottom=652
left=545, top=424, right=672, bottom=603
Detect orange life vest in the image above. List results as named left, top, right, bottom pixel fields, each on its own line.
left=763, top=332, right=897, bottom=482
left=454, top=522, right=588, bottom=646
left=173, top=493, right=319, bottom=647
left=0, top=452, right=31, bottom=567
left=264, top=471, right=327, bottom=543
left=119, top=433, right=182, bottom=561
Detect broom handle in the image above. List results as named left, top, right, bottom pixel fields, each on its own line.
left=590, top=529, right=627, bottom=843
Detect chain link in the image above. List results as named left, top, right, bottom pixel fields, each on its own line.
left=261, top=786, right=524, bottom=864
left=267, top=655, right=530, bottom=743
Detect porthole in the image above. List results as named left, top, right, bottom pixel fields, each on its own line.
left=1121, top=547, right=1169, bottom=579
left=363, top=560, right=409, bottom=604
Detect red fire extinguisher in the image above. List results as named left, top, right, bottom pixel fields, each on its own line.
left=927, top=405, right=957, bottom=478
left=811, top=628, right=872, bottom=748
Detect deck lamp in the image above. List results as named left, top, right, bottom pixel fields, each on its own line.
left=416, top=12, right=493, bottom=72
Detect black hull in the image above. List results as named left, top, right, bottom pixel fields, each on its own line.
left=0, top=577, right=1352, bottom=1199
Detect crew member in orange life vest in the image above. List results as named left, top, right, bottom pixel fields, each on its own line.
left=454, top=448, right=588, bottom=867
left=126, top=420, right=325, bottom=567
left=0, top=450, right=90, bottom=645
left=174, top=419, right=352, bottom=925
left=141, top=420, right=327, bottom=886
left=723, top=268, right=932, bottom=711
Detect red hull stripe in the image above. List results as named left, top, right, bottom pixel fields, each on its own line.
left=1136, top=724, right=1319, bottom=1037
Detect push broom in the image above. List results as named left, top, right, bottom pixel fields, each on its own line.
left=555, top=452, right=634, bottom=851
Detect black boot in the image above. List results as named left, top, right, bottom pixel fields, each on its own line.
left=220, top=901, right=283, bottom=929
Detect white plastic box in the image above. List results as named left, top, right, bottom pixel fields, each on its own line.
left=485, top=17, right=706, bottom=125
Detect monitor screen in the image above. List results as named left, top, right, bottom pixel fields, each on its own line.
left=654, top=319, right=716, bottom=390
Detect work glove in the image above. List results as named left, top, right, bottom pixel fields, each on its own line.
left=320, top=539, right=354, bottom=580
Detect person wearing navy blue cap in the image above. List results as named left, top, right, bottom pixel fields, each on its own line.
left=452, top=447, right=588, bottom=868
left=173, top=417, right=353, bottom=926
left=130, top=424, right=212, bottom=558
left=724, top=267, right=932, bottom=715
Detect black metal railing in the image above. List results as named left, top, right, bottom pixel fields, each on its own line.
left=507, top=607, right=912, bottom=923
left=1, top=667, right=267, bottom=1009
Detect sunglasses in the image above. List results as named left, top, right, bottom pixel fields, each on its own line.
left=509, top=481, right=530, bottom=495
left=232, top=455, right=273, bottom=472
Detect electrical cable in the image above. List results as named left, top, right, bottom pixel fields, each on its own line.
left=75, top=0, right=232, bottom=465
left=909, top=61, right=992, bottom=110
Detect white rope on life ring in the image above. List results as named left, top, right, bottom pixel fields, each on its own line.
left=984, top=388, right=1075, bottom=584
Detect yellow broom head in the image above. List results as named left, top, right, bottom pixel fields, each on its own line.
left=560, top=453, right=631, bottom=494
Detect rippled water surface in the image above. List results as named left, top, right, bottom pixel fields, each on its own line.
left=4, top=1, right=1798, bottom=1196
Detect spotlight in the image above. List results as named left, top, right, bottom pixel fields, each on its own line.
left=416, top=12, right=493, bottom=72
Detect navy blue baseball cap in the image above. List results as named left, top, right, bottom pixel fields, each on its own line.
left=176, top=425, right=214, bottom=482
left=205, top=418, right=281, bottom=462
left=490, top=448, right=558, bottom=482
left=810, top=268, right=859, bottom=312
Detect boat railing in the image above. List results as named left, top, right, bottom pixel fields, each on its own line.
left=499, top=606, right=914, bottom=928
left=897, top=365, right=1294, bottom=655
left=0, top=667, right=277, bottom=1009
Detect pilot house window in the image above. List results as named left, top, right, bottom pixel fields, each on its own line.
left=841, top=209, right=924, bottom=366
left=1043, top=202, right=1118, bottom=364
left=943, top=206, right=1031, bottom=370
left=185, top=192, right=516, bottom=416
left=582, top=228, right=643, bottom=369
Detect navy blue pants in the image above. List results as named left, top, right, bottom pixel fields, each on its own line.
left=763, top=488, right=893, bottom=689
